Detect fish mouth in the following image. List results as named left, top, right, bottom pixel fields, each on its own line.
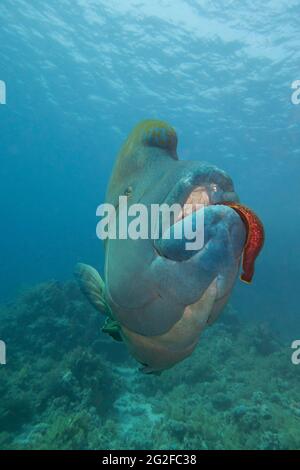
left=153, top=167, right=245, bottom=265
left=157, top=164, right=240, bottom=227
left=153, top=165, right=240, bottom=245
left=176, top=183, right=238, bottom=222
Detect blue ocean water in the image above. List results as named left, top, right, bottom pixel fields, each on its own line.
left=0, top=0, right=300, bottom=450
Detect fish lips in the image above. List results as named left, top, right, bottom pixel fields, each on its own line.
left=153, top=168, right=244, bottom=264
left=154, top=204, right=246, bottom=265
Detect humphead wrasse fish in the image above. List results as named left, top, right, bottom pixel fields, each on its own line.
left=75, top=120, right=264, bottom=373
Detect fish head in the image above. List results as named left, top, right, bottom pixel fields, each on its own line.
left=104, top=120, right=246, bottom=338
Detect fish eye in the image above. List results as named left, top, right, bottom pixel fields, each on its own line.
left=124, top=186, right=133, bottom=197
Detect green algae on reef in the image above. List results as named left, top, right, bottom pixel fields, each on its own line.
left=0, top=281, right=299, bottom=450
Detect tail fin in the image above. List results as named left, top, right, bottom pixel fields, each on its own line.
left=74, top=263, right=110, bottom=316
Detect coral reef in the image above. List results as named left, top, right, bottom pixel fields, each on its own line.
left=0, top=281, right=299, bottom=450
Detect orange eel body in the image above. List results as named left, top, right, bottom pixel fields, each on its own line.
left=216, top=202, right=265, bottom=283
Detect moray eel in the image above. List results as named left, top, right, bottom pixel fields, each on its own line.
left=75, top=120, right=264, bottom=373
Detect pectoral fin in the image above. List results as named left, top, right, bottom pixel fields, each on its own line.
left=74, top=263, right=123, bottom=342
left=102, top=317, right=123, bottom=342
left=74, top=263, right=110, bottom=315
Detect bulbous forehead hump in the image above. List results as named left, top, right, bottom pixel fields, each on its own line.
left=121, top=119, right=178, bottom=160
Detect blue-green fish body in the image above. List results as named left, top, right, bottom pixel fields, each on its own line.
left=76, top=120, right=245, bottom=372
